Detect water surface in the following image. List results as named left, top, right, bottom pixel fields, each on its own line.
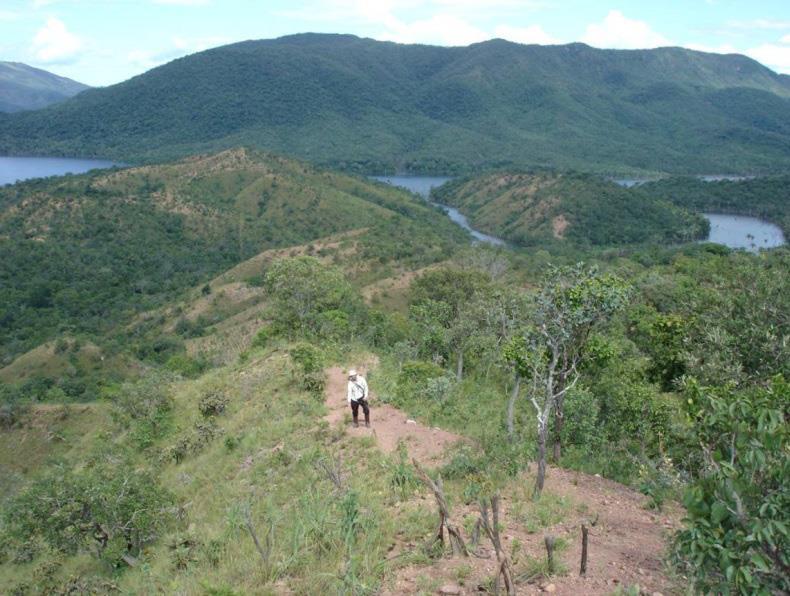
left=372, top=175, right=506, bottom=246
left=0, top=156, right=120, bottom=186
left=703, top=213, right=785, bottom=252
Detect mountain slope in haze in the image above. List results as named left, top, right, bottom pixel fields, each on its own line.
left=433, top=171, right=710, bottom=246
left=1, top=34, right=789, bottom=173
left=0, top=147, right=465, bottom=367
left=0, top=62, right=89, bottom=112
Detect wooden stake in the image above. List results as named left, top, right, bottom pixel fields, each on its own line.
left=413, top=459, right=468, bottom=557
left=479, top=496, right=516, bottom=595
left=580, top=524, right=589, bottom=576
left=544, top=535, right=556, bottom=574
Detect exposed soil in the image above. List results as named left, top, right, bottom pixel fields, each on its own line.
left=324, top=362, right=683, bottom=595
left=323, top=364, right=463, bottom=466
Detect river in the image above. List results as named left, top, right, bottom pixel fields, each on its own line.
left=371, top=175, right=507, bottom=246
left=2, top=159, right=783, bottom=252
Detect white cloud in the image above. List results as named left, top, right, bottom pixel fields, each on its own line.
left=378, top=14, right=489, bottom=46
left=581, top=10, right=671, bottom=49
left=727, top=19, right=790, bottom=31
left=128, top=35, right=228, bottom=70
left=745, top=43, right=790, bottom=74
left=781, top=34, right=790, bottom=44
left=32, top=17, right=83, bottom=63
left=494, top=24, right=559, bottom=45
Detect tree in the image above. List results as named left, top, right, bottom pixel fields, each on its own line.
left=517, top=264, right=631, bottom=498
left=264, top=256, right=357, bottom=337
left=672, top=377, right=789, bottom=594
left=5, top=464, right=175, bottom=566
left=410, top=268, right=490, bottom=372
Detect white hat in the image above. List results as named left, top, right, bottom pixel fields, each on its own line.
left=348, top=369, right=357, bottom=376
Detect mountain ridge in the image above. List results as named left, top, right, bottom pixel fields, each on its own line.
left=0, top=61, right=89, bottom=112
left=0, top=34, right=789, bottom=173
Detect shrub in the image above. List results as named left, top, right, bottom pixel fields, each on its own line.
left=199, top=391, right=229, bottom=417
left=672, top=377, right=789, bottom=594
left=0, top=397, right=29, bottom=429
left=166, top=354, right=208, bottom=378
left=398, top=360, right=444, bottom=392
left=4, top=464, right=175, bottom=565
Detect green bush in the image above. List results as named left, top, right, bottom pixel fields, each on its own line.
left=672, top=377, right=789, bottom=594
left=397, top=360, right=444, bottom=394
left=4, top=464, right=175, bottom=565
left=199, top=391, right=229, bottom=417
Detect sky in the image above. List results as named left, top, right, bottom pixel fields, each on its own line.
left=1, top=0, right=789, bottom=86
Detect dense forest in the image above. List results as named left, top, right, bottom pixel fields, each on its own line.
left=432, top=171, right=710, bottom=247
left=0, top=149, right=466, bottom=388
left=1, top=34, right=790, bottom=174
left=642, top=175, right=790, bottom=237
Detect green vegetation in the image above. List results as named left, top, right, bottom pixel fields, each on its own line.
left=433, top=171, right=709, bottom=247
left=0, top=143, right=787, bottom=593
left=642, top=174, right=790, bottom=237
left=1, top=34, right=789, bottom=173
left=0, top=148, right=465, bottom=385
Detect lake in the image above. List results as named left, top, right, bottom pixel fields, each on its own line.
left=371, top=175, right=507, bottom=246
left=703, top=213, right=785, bottom=252
left=0, top=156, right=120, bottom=186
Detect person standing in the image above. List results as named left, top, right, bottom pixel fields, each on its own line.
left=347, top=369, right=370, bottom=428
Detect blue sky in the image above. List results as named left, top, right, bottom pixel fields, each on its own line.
left=2, top=0, right=789, bottom=86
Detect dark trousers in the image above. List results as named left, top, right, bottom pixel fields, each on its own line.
left=350, top=399, right=370, bottom=424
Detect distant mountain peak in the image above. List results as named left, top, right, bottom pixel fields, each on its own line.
left=0, top=61, right=89, bottom=113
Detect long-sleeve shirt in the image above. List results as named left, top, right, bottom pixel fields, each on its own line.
left=347, top=376, right=368, bottom=404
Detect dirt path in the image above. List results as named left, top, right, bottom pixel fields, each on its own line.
left=324, top=364, right=462, bottom=466
left=325, top=362, right=681, bottom=595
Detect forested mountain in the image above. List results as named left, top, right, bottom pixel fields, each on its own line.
left=0, top=62, right=88, bottom=112
left=0, top=148, right=465, bottom=367
left=432, top=171, right=709, bottom=246
left=1, top=34, right=789, bottom=173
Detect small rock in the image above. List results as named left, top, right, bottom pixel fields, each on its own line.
left=652, top=593, right=664, bottom=596
left=406, top=419, right=417, bottom=425
left=638, top=567, right=647, bottom=576
left=438, top=583, right=462, bottom=595
left=543, top=584, right=556, bottom=593
left=594, top=473, right=601, bottom=478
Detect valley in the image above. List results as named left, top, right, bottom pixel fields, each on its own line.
left=0, top=27, right=788, bottom=596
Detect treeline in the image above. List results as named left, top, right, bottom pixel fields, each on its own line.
left=0, top=150, right=466, bottom=371
left=433, top=171, right=709, bottom=247
left=2, top=35, right=790, bottom=173
left=642, top=175, right=790, bottom=236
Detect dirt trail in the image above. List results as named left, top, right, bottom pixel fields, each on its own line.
left=324, top=364, right=462, bottom=466
left=325, top=363, right=681, bottom=595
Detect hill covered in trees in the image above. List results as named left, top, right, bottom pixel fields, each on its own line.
left=432, top=171, right=709, bottom=246
left=642, top=175, right=790, bottom=237
left=0, top=62, right=88, bottom=113
left=0, top=148, right=466, bottom=372
left=1, top=34, right=789, bottom=174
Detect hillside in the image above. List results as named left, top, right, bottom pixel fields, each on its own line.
left=0, top=62, right=88, bottom=112
left=642, top=175, right=790, bottom=237
left=1, top=34, right=790, bottom=173
left=432, top=171, right=709, bottom=246
left=0, top=148, right=466, bottom=375
left=1, top=229, right=786, bottom=593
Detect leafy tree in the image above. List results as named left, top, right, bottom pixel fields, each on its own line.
left=672, top=377, right=789, bottom=594
left=4, top=464, right=175, bottom=566
left=515, top=264, right=631, bottom=498
left=264, top=256, right=358, bottom=337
